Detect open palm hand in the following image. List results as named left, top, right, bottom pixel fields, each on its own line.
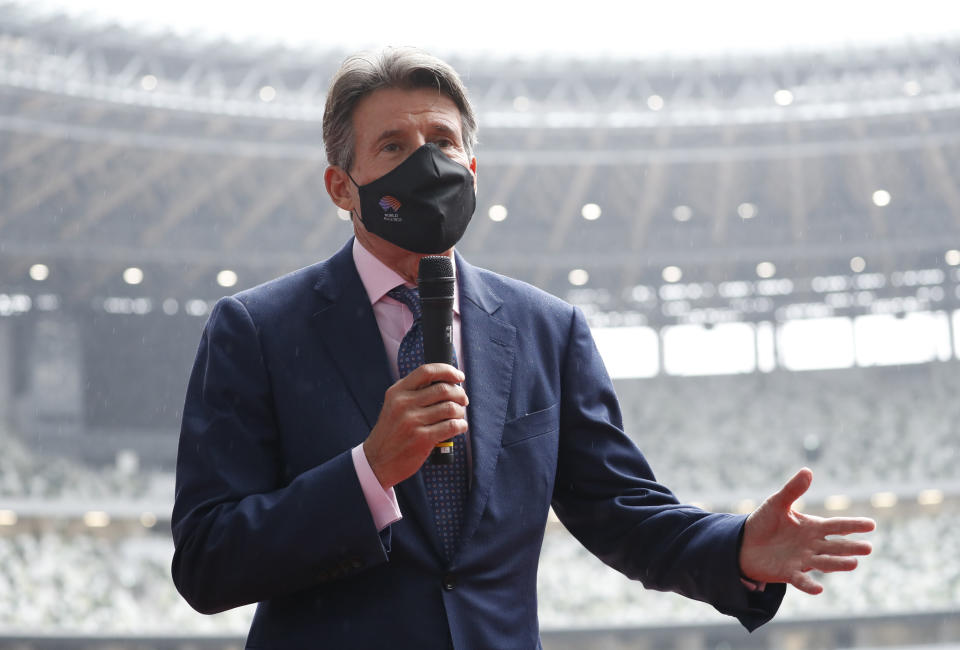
left=739, top=468, right=876, bottom=594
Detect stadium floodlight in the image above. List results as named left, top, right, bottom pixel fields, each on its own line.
left=774, top=89, right=794, bottom=106
left=513, top=96, right=530, bottom=111
left=488, top=204, right=508, bottom=222
left=672, top=205, right=693, bottom=222
left=581, top=203, right=601, bottom=221
left=756, top=262, right=776, bottom=279
left=872, top=189, right=892, bottom=207
left=945, top=249, right=960, bottom=266
left=662, top=266, right=682, bottom=283
left=718, top=281, right=751, bottom=298
left=29, top=263, right=49, bottom=281
left=850, top=256, right=867, bottom=273
left=646, top=95, right=664, bottom=111
left=140, top=74, right=158, bottom=91
left=870, top=492, right=898, bottom=508
left=259, top=86, right=277, bottom=102
left=162, top=299, right=179, bottom=315
left=918, top=489, right=944, bottom=506
left=0, top=510, right=16, bottom=526
left=185, top=299, right=209, bottom=316
left=123, top=267, right=144, bottom=285
left=0, top=294, right=32, bottom=316
left=737, top=202, right=758, bottom=219
left=825, top=495, right=851, bottom=511
left=83, top=511, right=110, bottom=527
left=140, top=512, right=158, bottom=528
left=903, top=80, right=922, bottom=96
left=217, top=270, right=238, bottom=288
left=568, top=269, right=589, bottom=286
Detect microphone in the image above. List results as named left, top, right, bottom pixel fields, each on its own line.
left=418, top=255, right=458, bottom=465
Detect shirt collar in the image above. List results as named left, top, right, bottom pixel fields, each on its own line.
left=352, top=238, right=460, bottom=314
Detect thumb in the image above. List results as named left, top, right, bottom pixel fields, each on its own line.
left=770, top=467, right=813, bottom=511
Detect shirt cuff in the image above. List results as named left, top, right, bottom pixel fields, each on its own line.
left=351, top=444, right=402, bottom=531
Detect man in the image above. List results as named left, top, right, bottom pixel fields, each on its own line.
left=171, top=48, right=874, bottom=649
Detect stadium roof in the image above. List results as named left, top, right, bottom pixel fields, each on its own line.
left=0, top=4, right=959, bottom=326
left=24, top=0, right=960, bottom=60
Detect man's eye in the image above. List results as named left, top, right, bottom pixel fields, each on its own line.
left=382, top=143, right=400, bottom=152
left=434, top=139, right=453, bottom=148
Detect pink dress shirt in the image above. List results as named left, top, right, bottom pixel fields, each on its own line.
left=349, top=238, right=464, bottom=531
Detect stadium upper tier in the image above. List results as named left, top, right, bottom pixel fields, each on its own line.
left=0, top=5, right=959, bottom=317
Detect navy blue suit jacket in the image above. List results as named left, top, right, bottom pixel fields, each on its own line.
left=171, top=239, right=783, bottom=649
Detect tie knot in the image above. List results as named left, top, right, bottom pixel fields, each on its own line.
left=387, top=284, right=422, bottom=321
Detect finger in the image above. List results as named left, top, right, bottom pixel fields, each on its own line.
left=790, top=570, right=824, bottom=595
left=417, top=401, right=467, bottom=425
left=770, top=467, right=813, bottom=511
left=815, top=537, right=873, bottom=557
left=406, top=363, right=465, bottom=389
left=412, top=381, right=468, bottom=408
left=820, top=517, right=876, bottom=536
left=808, top=555, right=859, bottom=573
left=421, top=417, right=469, bottom=444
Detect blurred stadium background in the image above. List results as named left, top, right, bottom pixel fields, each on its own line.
left=0, top=2, right=959, bottom=648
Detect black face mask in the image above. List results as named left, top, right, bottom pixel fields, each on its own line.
left=349, top=143, right=476, bottom=254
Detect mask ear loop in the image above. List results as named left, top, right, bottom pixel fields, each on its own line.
left=344, top=169, right=362, bottom=223
left=345, top=169, right=361, bottom=189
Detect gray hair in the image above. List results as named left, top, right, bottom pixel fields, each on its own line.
left=322, top=47, right=478, bottom=172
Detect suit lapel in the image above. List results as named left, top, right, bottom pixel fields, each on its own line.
left=311, top=240, right=393, bottom=432
left=455, top=253, right=517, bottom=555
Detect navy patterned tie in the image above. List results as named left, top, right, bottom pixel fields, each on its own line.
left=388, top=284, right=468, bottom=560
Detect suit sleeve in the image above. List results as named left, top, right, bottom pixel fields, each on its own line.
left=551, top=306, right=785, bottom=631
left=171, top=296, right=390, bottom=615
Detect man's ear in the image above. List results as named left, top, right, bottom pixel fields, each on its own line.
left=324, top=166, right=355, bottom=212
left=469, top=156, right=478, bottom=191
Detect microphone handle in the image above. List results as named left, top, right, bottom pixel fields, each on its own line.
left=420, top=297, right=457, bottom=464
left=420, top=299, right=455, bottom=366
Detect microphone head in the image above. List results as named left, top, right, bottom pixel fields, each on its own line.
left=418, top=255, right=454, bottom=282
left=418, top=256, right=456, bottom=301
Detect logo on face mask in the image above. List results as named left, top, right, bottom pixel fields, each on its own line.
left=378, top=196, right=403, bottom=222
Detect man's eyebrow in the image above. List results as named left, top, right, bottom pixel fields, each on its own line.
left=429, top=122, right=460, bottom=139
left=374, top=129, right=404, bottom=143
left=372, top=123, right=461, bottom=145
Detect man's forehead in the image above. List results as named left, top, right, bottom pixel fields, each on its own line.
left=353, top=87, right=462, bottom=136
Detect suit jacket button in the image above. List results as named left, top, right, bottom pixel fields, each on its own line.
left=442, top=574, right=456, bottom=591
